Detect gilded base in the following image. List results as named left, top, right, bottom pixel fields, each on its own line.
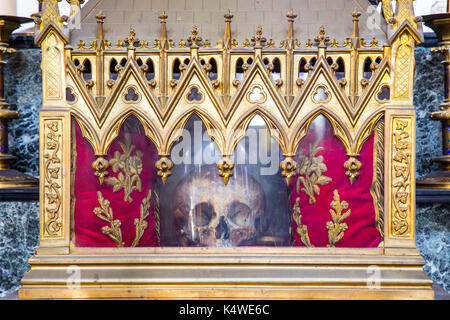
left=0, top=169, right=39, bottom=188
left=19, top=250, right=434, bottom=300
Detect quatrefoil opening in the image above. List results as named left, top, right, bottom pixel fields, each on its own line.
left=247, top=86, right=267, bottom=104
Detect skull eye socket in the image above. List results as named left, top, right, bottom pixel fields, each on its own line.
left=193, top=202, right=216, bottom=227
left=227, top=201, right=252, bottom=227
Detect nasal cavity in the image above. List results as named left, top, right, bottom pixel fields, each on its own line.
left=215, top=216, right=230, bottom=240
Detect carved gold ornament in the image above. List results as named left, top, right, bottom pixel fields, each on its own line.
left=344, top=155, right=362, bottom=184
left=92, top=156, right=109, bottom=184
left=156, top=157, right=173, bottom=184
left=326, top=190, right=351, bottom=247
left=217, top=157, right=234, bottom=185
left=280, top=157, right=297, bottom=185
left=391, top=118, right=412, bottom=237
left=43, top=120, right=63, bottom=238
left=105, top=133, right=143, bottom=203
left=296, top=141, right=332, bottom=205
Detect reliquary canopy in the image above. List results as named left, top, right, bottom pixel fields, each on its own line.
left=19, top=0, right=435, bottom=299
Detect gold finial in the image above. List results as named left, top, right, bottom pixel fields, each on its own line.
left=314, top=26, right=330, bottom=46
left=286, top=9, right=297, bottom=41
left=96, top=11, right=106, bottom=41
left=352, top=9, right=361, bottom=38
left=124, top=28, right=140, bottom=47
left=187, top=25, right=202, bottom=47
left=370, top=37, right=379, bottom=47
left=224, top=9, right=233, bottom=22
left=286, top=9, right=297, bottom=22
left=223, top=9, right=233, bottom=49
left=96, top=11, right=106, bottom=23
left=159, top=11, right=168, bottom=45
left=251, top=26, right=267, bottom=48
left=159, top=11, right=168, bottom=22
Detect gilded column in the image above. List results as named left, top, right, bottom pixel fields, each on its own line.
left=384, top=0, right=420, bottom=251
left=35, top=0, right=71, bottom=253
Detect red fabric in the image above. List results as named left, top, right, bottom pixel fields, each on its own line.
left=289, top=117, right=382, bottom=248
left=73, top=118, right=160, bottom=247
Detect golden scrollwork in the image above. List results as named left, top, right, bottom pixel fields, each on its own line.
left=296, top=141, right=332, bottom=205
left=104, top=133, right=143, bottom=203
left=391, top=118, right=412, bottom=237
left=43, top=120, right=63, bottom=238
left=326, top=189, right=351, bottom=248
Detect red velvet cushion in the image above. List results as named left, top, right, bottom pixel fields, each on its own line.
left=289, top=116, right=382, bottom=248
left=73, top=117, right=160, bottom=247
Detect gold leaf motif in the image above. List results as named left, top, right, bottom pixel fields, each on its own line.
left=44, top=120, right=63, bottom=238
left=94, top=191, right=124, bottom=247
left=292, top=197, right=314, bottom=247
left=296, top=140, right=332, bottom=204
left=104, top=133, right=143, bottom=203
left=132, top=190, right=152, bottom=247
left=326, top=190, right=351, bottom=247
left=391, top=118, right=412, bottom=236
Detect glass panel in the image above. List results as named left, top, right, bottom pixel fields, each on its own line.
left=159, top=115, right=290, bottom=247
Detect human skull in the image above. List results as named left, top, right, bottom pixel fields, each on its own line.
left=172, top=166, right=265, bottom=247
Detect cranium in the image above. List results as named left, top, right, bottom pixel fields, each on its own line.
left=172, top=166, right=265, bottom=247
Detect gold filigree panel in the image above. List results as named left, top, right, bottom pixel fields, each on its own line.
left=42, top=119, right=64, bottom=239
left=389, top=116, right=414, bottom=238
